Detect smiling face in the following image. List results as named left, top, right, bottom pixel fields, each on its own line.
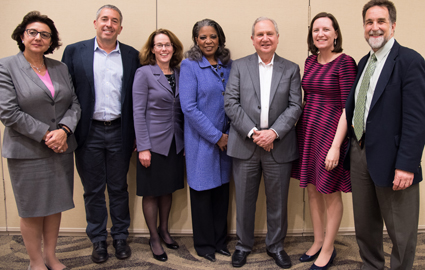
left=251, top=19, right=279, bottom=61
left=94, top=8, right=122, bottom=46
left=196, top=26, right=219, bottom=62
left=312, top=17, right=337, bottom=53
left=21, top=22, right=52, bottom=56
left=364, top=5, right=396, bottom=52
left=151, top=33, right=174, bottom=67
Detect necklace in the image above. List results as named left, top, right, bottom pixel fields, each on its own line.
left=29, top=62, right=45, bottom=73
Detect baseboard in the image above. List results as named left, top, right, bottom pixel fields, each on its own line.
left=1, top=225, right=424, bottom=237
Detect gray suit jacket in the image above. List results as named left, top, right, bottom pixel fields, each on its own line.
left=224, top=53, right=302, bottom=163
left=0, top=52, right=81, bottom=159
left=132, top=64, right=184, bottom=156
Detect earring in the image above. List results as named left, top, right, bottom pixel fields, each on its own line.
left=334, top=39, right=337, bottom=46
left=22, top=40, right=24, bottom=43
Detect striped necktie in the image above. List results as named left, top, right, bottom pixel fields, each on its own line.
left=353, top=54, right=377, bottom=140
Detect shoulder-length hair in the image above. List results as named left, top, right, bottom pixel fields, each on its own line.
left=307, top=12, right=343, bottom=55
left=139, top=28, right=183, bottom=69
left=184, top=19, right=231, bottom=65
left=11, top=11, right=61, bottom=55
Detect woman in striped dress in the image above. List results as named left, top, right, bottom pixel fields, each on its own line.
left=291, top=12, right=357, bottom=270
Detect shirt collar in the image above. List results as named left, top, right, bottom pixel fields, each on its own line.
left=258, top=54, right=275, bottom=66
left=94, top=37, right=121, bottom=54
left=369, top=37, right=394, bottom=61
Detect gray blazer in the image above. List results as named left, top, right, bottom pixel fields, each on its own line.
left=0, top=52, right=81, bottom=159
left=224, top=53, right=302, bottom=163
left=132, top=64, right=184, bottom=156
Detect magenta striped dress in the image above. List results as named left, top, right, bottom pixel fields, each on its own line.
left=291, top=53, right=357, bottom=194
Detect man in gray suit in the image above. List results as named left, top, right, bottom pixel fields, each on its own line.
left=224, top=17, right=302, bottom=268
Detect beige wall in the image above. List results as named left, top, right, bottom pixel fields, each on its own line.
left=1, top=0, right=424, bottom=236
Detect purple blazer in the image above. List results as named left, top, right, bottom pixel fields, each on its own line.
left=133, top=64, right=184, bottom=156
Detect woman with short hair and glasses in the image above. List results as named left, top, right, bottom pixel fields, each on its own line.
left=132, top=29, right=184, bottom=262
left=0, top=11, right=80, bottom=270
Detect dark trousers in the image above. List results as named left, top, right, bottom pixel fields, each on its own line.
left=190, top=183, right=230, bottom=256
left=75, top=121, right=131, bottom=243
left=350, top=138, right=419, bottom=270
left=233, top=147, right=292, bottom=253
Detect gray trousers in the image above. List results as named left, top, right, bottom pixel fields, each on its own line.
left=350, top=138, right=419, bottom=270
left=233, top=146, right=292, bottom=253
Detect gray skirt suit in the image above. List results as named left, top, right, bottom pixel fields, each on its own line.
left=0, top=52, right=81, bottom=218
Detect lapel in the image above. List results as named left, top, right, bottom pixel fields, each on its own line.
left=80, top=38, right=95, bottom=97
left=369, top=40, right=400, bottom=112
left=17, top=52, right=53, bottom=100
left=151, top=64, right=173, bottom=95
left=347, top=53, right=368, bottom=117
left=270, top=54, right=284, bottom=106
left=120, top=43, right=132, bottom=105
left=174, top=68, right=180, bottom=97
left=247, top=53, right=261, bottom=102
left=45, top=58, right=61, bottom=100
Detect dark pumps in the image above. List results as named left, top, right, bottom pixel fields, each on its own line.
left=158, top=228, right=179, bottom=249
left=149, top=241, right=168, bottom=262
left=299, top=248, right=322, bottom=262
left=309, top=248, right=337, bottom=270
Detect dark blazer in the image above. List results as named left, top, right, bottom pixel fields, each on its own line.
left=224, top=53, right=302, bottom=163
left=132, top=64, right=184, bottom=156
left=0, top=52, right=81, bottom=159
left=61, top=38, right=140, bottom=156
left=345, top=40, right=425, bottom=187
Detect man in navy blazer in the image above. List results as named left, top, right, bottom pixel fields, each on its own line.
left=344, top=1, right=425, bottom=269
left=62, top=5, right=139, bottom=263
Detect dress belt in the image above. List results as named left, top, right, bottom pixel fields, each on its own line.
left=92, top=118, right=121, bottom=126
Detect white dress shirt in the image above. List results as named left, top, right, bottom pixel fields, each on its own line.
left=248, top=54, right=279, bottom=138
left=93, top=38, right=123, bottom=121
left=353, top=38, right=394, bottom=129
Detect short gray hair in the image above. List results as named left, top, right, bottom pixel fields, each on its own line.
left=96, top=4, right=123, bottom=24
left=251, top=17, right=279, bottom=36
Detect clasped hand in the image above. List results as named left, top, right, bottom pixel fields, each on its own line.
left=217, top=133, right=228, bottom=151
left=44, top=129, right=68, bottom=153
left=252, top=129, right=275, bottom=152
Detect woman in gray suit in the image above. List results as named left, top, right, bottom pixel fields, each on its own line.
left=132, top=29, right=184, bottom=262
left=0, top=12, right=80, bottom=270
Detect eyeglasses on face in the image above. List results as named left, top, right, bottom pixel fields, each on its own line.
left=154, top=43, right=173, bottom=49
left=25, top=29, right=52, bottom=39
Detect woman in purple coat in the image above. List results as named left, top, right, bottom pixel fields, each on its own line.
left=179, top=19, right=232, bottom=262
left=132, top=29, right=184, bottom=262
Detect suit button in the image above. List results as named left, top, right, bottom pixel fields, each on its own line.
left=222, top=78, right=225, bottom=82
left=51, top=119, right=55, bottom=123
left=222, top=92, right=225, bottom=96
left=258, top=106, right=261, bottom=109
left=51, top=102, right=54, bottom=106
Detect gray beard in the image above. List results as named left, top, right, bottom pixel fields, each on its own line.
left=367, top=35, right=387, bottom=50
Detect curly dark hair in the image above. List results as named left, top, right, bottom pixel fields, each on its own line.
left=184, top=19, right=231, bottom=65
left=307, top=12, right=343, bottom=55
left=11, top=11, right=61, bottom=55
left=139, top=29, right=183, bottom=69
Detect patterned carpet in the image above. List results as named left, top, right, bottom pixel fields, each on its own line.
left=1, top=234, right=425, bottom=269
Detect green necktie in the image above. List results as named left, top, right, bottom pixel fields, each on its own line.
left=353, top=54, right=377, bottom=140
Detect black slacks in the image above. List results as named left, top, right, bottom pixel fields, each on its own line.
left=190, top=183, right=230, bottom=256
left=75, top=120, right=131, bottom=243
